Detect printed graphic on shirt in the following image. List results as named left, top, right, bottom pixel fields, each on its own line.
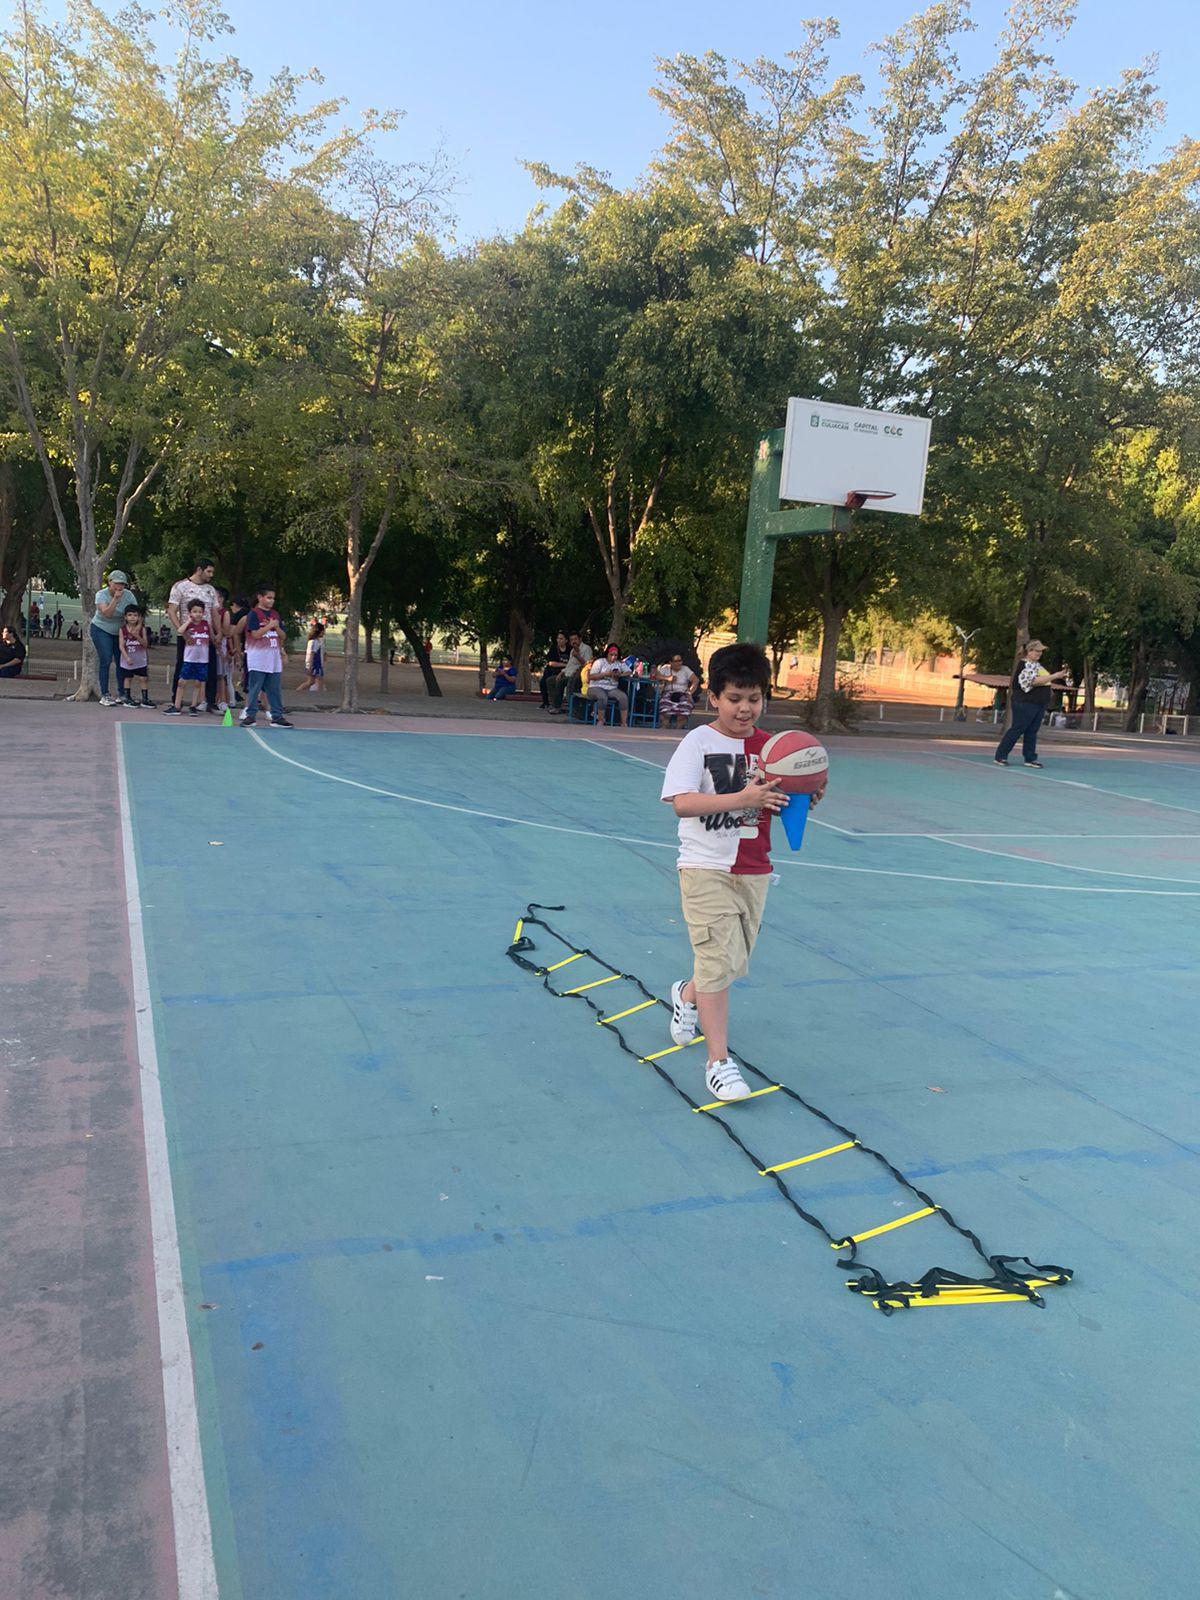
left=660, top=724, right=772, bottom=874
left=701, top=752, right=762, bottom=836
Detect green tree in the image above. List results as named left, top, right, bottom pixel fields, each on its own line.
left=0, top=0, right=344, bottom=695
left=500, top=183, right=803, bottom=640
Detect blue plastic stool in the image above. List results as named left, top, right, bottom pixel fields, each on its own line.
left=568, top=693, right=619, bottom=725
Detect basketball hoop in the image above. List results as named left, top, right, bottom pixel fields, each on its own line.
left=844, top=490, right=898, bottom=510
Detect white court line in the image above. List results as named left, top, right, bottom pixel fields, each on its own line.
left=589, top=744, right=1200, bottom=845
left=580, top=737, right=1200, bottom=895
left=243, top=730, right=1200, bottom=896
left=834, top=831, right=1200, bottom=839
left=116, top=726, right=219, bottom=1600
left=925, top=748, right=1200, bottom=819
left=248, top=730, right=678, bottom=852
left=928, top=833, right=1200, bottom=887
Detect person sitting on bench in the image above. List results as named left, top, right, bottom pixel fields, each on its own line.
left=586, top=644, right=629, bottom=727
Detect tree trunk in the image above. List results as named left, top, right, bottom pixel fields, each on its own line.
left=379, top=619, right=391, bottom=693
left=477, top=638, right=489, bottom=695
left=72, top=559, right=103, bottom=700
left=812, top=599, right=848, bottom=732
left=341, top=573, right=366, bottom=712
left=364, top=621, right=374, bottom=664
left=1123, top=637, right=1149, bottom=732
left=1014, top=561, right=1037, bottom=661
left=508, top=606, right=534, bottom=693
left=400, top=618, right=442, bottom=696
left=1082, top=656, right=1097, bottom=717
left=609, top=590, right=627, bottom=645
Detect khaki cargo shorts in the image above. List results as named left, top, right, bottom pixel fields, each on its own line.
left=679, top=869, right=770, bottom=994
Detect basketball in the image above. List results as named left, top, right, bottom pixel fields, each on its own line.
left=758, top=730, right=829, bottom=795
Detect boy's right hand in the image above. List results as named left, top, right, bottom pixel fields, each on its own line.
left=742, top=772, right=785, bottom=812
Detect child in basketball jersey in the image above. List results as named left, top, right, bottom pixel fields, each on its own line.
left=238, top=585, right=293, bottom=728
left=118, top=606, right=154, bottom=707
left=164, top=599, right=214, bottom=716
left=659, top=643, right=820, bottom=1103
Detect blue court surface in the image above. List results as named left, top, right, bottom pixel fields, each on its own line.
left=119, top=722, right=1200, bottom=1600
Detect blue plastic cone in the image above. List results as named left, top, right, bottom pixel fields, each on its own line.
left=779, top=794, right=809, bottom=851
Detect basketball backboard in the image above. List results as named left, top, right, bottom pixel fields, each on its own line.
left=780, top=398, right=932, bottom=516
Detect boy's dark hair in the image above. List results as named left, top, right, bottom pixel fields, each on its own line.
left=254, top=583, right=275, bottom=600
left=124, top=605, right=142, bottom=618
left=186, top=598, right=206, bottom=611
left=707, top=642, right=770, bottom=697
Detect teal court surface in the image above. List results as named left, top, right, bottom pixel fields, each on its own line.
left=117, top=719, right=1200, bottom=1600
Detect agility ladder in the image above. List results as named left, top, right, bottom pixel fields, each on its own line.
left=507, top=904, right=1072, bottom=1315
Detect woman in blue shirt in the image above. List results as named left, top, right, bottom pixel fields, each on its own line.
left=90, top=570, right=140, bottom=704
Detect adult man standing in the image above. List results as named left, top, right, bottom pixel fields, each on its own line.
left=167, top=558, right=220, bottom=712
left=994, top=639, right=1072, bottom=768
left=548, top=632, right=593, bottom=713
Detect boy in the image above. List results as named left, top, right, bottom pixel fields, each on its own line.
left=238, top=586, right=294, bottom=728
left=163, top=599, right=214, bottom=716
left=117, top=605, right=155, bottom=708
left=659, top=642, right=821, bottom=1102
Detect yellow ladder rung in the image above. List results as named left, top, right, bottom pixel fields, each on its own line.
left=694, top=1084, right=782, bottom=1112
left=641, top=1037, right=706, bottom=1062
left=513, top=918, right=524, bottom=943
left=599, top=1000, right=658, bottom=1026
left=920, top=1280, right=1055, bottom=1297
left=832, top=1206, right=937, bottom=1248
left=563, top=974, right=622, bottom=995
left=898, top=1291, right=1041, bottom=1307
left=544, top=952, right=585, bottom=974
left=759, top=1140, right=857, bottom=1174
left=849, top=1278, right=1057, bottom=1299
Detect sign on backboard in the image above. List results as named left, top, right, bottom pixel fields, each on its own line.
left=780, top=398, right=932, bottom=516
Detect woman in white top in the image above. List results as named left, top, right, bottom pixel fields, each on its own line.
left=585, top=644, right=630, bottom=727
left=657, top=653, right=699, bottom=728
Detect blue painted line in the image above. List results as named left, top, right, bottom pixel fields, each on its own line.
left=202, top=1141, right=1195, bottom=1281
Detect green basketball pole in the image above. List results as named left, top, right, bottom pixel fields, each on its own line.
left=736, top=429, right=854, bottom=645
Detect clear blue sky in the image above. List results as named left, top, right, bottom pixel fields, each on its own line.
left=224, top=0, right=1194, bottom=242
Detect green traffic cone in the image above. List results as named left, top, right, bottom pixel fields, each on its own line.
left=222, top=707, right=233, bottom=727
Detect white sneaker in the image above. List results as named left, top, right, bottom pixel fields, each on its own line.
left=705, top=1059, right=752, bottom=1102
left=98, top=694, right=119, bottom=706
left=670, top=980, right=699, bottom=1046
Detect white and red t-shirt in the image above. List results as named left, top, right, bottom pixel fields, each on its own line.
left=244, top=609, right=284, bottom=673
left=660, top=725, right=772, bottom=874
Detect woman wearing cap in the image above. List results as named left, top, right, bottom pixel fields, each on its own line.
left=91, top=570, right=141, bottom=705
left=994, top=639, right=1072, bottom=768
